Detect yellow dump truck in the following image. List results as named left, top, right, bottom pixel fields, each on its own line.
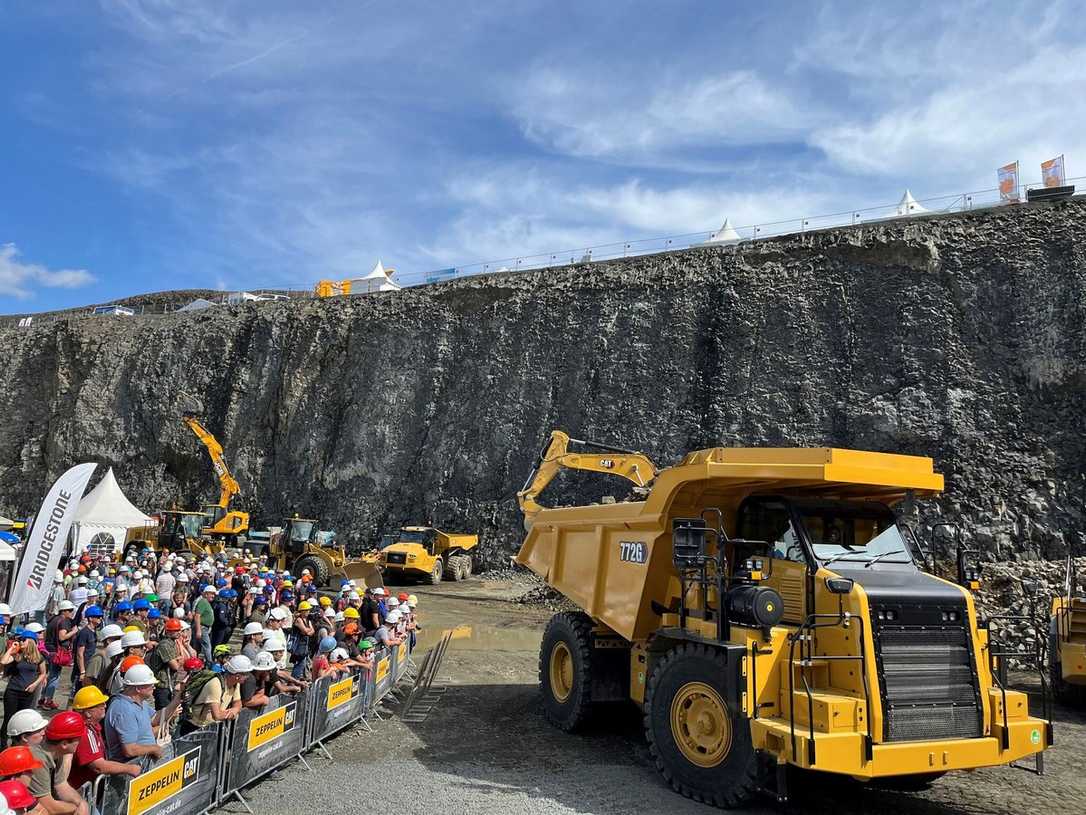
left=379, top=526, right=478, bottom=584
left=1050, top=556, right=1085, bottom=703
left=516, top=431, right=1051, bottom=806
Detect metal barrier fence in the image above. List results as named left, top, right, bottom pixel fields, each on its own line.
left=5, top=175, right=1083, bottom=330
left=80, top=640, right=421, bottom=815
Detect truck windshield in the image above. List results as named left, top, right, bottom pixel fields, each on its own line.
left=290, top=520, right=315, bottom=542
left=398, top=530, right=431, bottom=544
left=796, top=503, right=915, bottom=567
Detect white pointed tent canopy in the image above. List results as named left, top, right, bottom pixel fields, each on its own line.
left=705, top=218, right=741, bottom=245
left=894, top=189, right=928, bottom=217
left=0, top=516, right=14, bottom=530
left=351, top=260, right=403, bottom=295
left=71, top=468, right=155, bottom=556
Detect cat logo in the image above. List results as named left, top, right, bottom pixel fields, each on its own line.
left=127, top=747, right=200, bottom=815
left=247, top=702, right=297, bottom=752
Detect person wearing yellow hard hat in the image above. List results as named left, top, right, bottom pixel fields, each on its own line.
left=318, top=596, right=332, bottom=608
left=69, top=686, right=140, bottom=789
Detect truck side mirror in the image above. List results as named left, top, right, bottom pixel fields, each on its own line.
left=672, top=519, right=709, bottom=569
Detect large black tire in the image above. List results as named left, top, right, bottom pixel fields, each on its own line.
left=453, top=554, right=470, bottom=580
left=447, top=555, right=462, bottom=581
left=645, top=643, right=762, bottom=808
left=426, top=557, right=444, bottom=585
left=539, top=611, right=595, bottom=731
left=293, top=555, right=329, bottom=587
left=461, top=554, right=473, bottom=578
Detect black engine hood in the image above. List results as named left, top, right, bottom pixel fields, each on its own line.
left=832, top=563, right=967, bottom=606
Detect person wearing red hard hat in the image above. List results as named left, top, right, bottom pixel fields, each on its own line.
left=67, top=686, right=139, bottom=792
left=27, top=711, right=87, bottom=814
left=0, top=779, right=42, bottom=815
left=0, top=746, right=42, bottom=789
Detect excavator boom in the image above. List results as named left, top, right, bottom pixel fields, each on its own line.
left=183, top=414, right=241, bottom=509
left=516, top=430, right=657, bottom=527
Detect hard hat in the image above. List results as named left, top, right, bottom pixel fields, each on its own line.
left=318, top=636, right=337, bottom=653
left=180, top=620, right=191, bottom=631
left=115, top=601, right=133, bottom=613
left=202, top=585, right=216, bottom=595
left=213, top=645, right=232, bottom=657
left=0, top=604, right=10, bottom=617
left=387, top=597, right=400, bottom=608
left=342, top=623, right=360, bottom=636
left=23, top=623, right=44, bottom=635
left=343, top=607, right=360, bottom=619
left=105, top=640, right=124, bottom=658
left=123, top=664, right=158, bottom=686
left=100, top=624, right=123, bottom=640
left=386, top=610, right=402, bottom=623
left=318, top=596, right=331, bottom=607
left=84, top=605, right=103, bottom=618
left=264, top=635, right=287, bottom=652
left=119, top=655, right=144, bottom=674
left=0, top=746, right=43, bottom=777
left=330, top=647, right=348, bottom=662
left=248, top=586, right=261, bottom=595
left=176, top=573, right=190, bottom=583
left=347, top=591, right=360, bottom=601
left=121, top=631, right=146, bottom=648
left=55, top=570, right=64, bottom=582
left=397, top=592, right=409, bottom=602
left=90, top=570, right=101, bottom=578
left=145, top=593, right=159, bottom=603
left=252, top=651, right=277, bottom=671
left=333, top=611, right=344, bottom=622
left=163, top=618, right=182, bottom=633
left=45, top=711, right=86, bottom=741
left=183, top=656, right=205, bottom=671
left=372, top=587, right=385, bottom=596
left=301, top=568, right=311, bottom=576
left=58, top=600, right=76, bottom=612
left=358, top=640, right=374, bottom=651
left=6, top=709, right=47, bottom=737
left=76, top=576, right=88, bottom=585
left=243, top=622, right=264, bottom=637
left=269, top=607, right=288, bottom=621
left=225, top=655, right=253, bottom=674
left=297, top=601, right=312, bottom=612
left=0, top=779, right=36, bottom=809
left=148, top=609, right=161, bottom=619
left=132, top=570, right=143, bottom=579
left=255, top=579, right=266, bottom=588
left=118, top=565, right=130, bottom=573
left=72, top=686, right=110, bottom=711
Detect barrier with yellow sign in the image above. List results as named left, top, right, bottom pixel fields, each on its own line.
left=100, top=733, right=221, bottom=815
left=228, top=691, right=307, bottom=794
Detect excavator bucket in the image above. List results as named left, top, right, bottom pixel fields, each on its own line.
left=337, top=556, right=385, bottom=589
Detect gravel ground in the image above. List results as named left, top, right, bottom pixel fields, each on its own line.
left=230, top=581, right=1086, bottom=815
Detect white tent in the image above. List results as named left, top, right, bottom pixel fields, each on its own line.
left=350, top=260, right=402, bottom=295
left=894, top=189, right=928, bottom=217
left=71, top=468, right=155, bottom=556
left=0, top=516, right=13, bottom=530
left=705, top=218, right=741, bottom=245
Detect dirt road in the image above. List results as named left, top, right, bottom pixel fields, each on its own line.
left=237, top=579, right=1086, bottom=815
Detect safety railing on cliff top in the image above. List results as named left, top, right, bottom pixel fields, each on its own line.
left=3, top=175, right=1082, bottom=327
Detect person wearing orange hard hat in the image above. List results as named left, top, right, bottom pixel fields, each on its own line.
left=68, top=687, right=140, bottom=791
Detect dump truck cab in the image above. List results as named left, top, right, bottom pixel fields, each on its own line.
left=379, top=526, right=478, bottom=584
left=517, top=438, right=1051, bottom=807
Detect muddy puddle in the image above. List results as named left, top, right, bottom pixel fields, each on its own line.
left=409, top=582, right=551, bottom=654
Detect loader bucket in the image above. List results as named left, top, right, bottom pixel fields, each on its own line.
left=338, top=556, right=385, bottom=589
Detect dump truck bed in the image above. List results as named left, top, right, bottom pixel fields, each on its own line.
left=516, top=446, right=942, bottom=641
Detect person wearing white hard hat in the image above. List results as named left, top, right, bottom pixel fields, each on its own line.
left=371, top=611, right=403, bottom=648
left=5, top=709, right=48, bottom=749
left=1, top=633, right=46, bottom=747
left=80, top=625, right=122, bottom=694
left=183, top=656, right=247, bottom=734
left=240, top=623, right=264, bottom=662
left=103, top=664, right=177, bottom=766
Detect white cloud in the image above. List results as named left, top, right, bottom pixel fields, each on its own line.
left=0, top=244, right=96, bottom=300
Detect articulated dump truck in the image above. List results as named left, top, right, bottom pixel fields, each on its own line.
left=515, top=431, right=1051, bottom=807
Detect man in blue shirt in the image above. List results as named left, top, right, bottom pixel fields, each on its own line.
left=103, top=664, right=180, bottom=767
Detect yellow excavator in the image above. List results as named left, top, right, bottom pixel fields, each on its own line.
left=516, top=430, right=1051, bottom=807
left=182, top=412, right=249, bottom=545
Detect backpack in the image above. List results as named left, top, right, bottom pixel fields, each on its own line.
left=181, top=669, right=219, bottom=719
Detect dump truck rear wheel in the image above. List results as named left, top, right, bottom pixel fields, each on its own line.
left=645, top=643, right=761, bottom=808
left=448, top=555, right=462, bottom=581
left=539, top=612, right=594, bottom=731
left=427, top=558, right=444, bottom=585
left=294, top=555, right=329, bottom=587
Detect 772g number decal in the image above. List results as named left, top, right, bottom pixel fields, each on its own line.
left=619, top=541, right=648, bottom=564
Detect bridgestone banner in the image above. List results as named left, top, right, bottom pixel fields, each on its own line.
left=102, top=728, right=220, bottom=815
left=309, top=670, right=365, bottom=744
left=10, top=463, right=96, bottom=614
left=229, top=692, right=307, bottom=790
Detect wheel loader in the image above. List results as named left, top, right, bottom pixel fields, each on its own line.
left=1050, top=554, right=1086, bottom=703
left=120, top=509, right=222, bottom=561
left=253, top=515, right=383, bottom=589
left=516, top=431, right=1051, bottom=807
left=378, top=526, right=478, bottom=584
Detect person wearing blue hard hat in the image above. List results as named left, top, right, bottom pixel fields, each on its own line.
left=210, top=588, right=235, bottom=649
left=112, top=602, right=133, bottom=627
left=70, top=604, right=104, bottom=702
left=128, top=598, right=151, bottom=635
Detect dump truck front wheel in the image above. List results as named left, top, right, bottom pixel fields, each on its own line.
left=645, top=643, right=761, bottom=808
left=539, top=612, right=594, bottom=731
left=427, top=558, right=444, bottom=585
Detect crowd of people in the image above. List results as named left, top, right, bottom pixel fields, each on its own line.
left=0, top=547, right=419, bottom=815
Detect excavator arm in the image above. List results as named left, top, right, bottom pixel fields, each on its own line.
left=517, top=430, right=657, bottom=528
left=182, top=414, right=241, bottom=510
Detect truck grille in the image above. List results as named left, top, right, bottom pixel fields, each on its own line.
left=385, top=553, right=407, bottom=565
left=874, top=621, right=983, bottom=742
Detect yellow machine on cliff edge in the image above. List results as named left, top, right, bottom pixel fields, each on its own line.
left=516, top=430, right=1051, bottom=807
left=182, top=413, right=249, bottom=544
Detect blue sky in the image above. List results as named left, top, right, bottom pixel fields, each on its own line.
left=2, top=1, right=1085, bottom=312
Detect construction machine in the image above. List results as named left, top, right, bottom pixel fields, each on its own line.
left=119, top=510, right=219, bottom=561
left=1050, top=555, right=1086, bottom=703
left=516, top=430, right=1051, bottom=807
left=378, top=526, right=478, bottom=584
left=182, top=413, right=249, bottom=544
left=256, top=515, right=383, bottom=589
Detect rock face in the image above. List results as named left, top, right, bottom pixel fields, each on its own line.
left=1, top=200, right=1084, bottom=567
